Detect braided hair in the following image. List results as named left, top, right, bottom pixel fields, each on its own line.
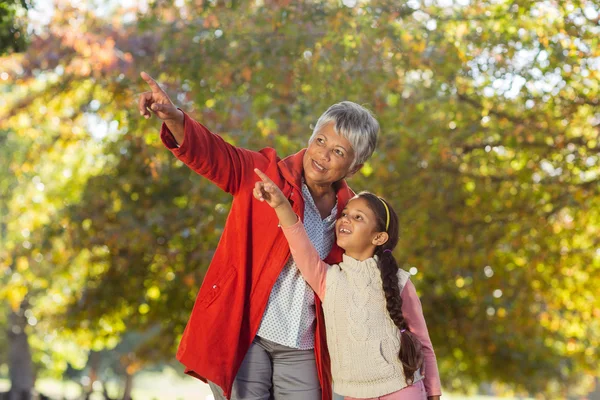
left=357, top=191, right=424, bottom=384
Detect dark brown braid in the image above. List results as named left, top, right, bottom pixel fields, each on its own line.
left=357, top=192, right=424, bottom=384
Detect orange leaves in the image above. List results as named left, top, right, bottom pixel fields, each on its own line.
left=147, top=159, right=159, bottom=180
left=440, top=146, right=453, bottom=162
left=183, top=273, right=195, bottom=288
left=62, top=35, right=121, bottom=77
left=241, top=66, right=252, bottom=82
left=203, top=14, right=220, bottom=29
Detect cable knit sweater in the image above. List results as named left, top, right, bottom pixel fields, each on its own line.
left=282, top=220, right=442, bottom=398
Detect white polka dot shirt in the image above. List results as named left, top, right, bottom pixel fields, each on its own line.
left=256, top=183, right=337, bottom=350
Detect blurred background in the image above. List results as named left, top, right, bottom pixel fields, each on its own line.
left=1, top=0, right=599, bottom=399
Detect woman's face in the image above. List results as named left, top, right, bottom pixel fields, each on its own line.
left=303, top=123, right=358, bottom=187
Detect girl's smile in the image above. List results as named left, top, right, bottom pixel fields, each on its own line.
left=335, top=197, right=386, bottom=261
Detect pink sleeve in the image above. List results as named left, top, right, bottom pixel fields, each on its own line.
left=160, top=111, right=267, bottom=195
left=281, top=219, right=329, bottom=300
left=401, top=280, right=442, bottom=397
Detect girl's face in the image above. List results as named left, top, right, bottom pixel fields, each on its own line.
left=335, top=196, right=388, bottom=261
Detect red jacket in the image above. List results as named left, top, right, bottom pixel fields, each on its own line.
left=161, top=112, right=354, bottom=400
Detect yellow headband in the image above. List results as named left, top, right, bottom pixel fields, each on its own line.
left=379, top=197, right=390, bottom=231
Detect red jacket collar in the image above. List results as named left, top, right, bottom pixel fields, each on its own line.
left=278, top=148, right=306, bottom=191
left=278, top=149, right=355, bottom=217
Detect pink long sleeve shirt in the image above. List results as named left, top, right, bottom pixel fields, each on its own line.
left=282, top=220, right=442, bottom=398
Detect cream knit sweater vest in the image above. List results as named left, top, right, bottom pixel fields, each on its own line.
left=323, top=254, right=424, bottom=398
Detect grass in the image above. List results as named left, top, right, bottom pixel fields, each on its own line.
left=0, top=371, right=532, bottom=400
left=0, top=369, right=213, bottom=400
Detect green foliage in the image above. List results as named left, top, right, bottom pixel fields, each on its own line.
left=1, top=0, right=599, bottom=397
left=0, top=0, right=31, bottom=54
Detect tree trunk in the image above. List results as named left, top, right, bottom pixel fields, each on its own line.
left=7, top=300, right=34, bottom=400
left=589, top=377, right=600, bottom=400
left=121, top=372, right=133, bottom=400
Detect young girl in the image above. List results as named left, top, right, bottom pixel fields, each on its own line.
left=253, top=168, right=442, bottom=400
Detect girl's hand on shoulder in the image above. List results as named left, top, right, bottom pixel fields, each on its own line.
left=253, top=169, right=287, bottom=209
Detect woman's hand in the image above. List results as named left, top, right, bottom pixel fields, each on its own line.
left=139, top=71, right=185, bottom=143
left=253, top=169, right=298, bottom=227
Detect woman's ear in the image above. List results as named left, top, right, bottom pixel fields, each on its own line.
left=372, top=232, right=389, bottom=246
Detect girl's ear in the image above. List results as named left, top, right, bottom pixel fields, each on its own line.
left=372, top=232, right=389, bottom=246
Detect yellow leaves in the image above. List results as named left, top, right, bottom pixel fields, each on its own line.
left=257, top=118, right=278, bottom=137
left=565, top=322, right=585, bottom=341
left=16, top=256, right=29, bottom=271
left=386, top=93, right=399, bottom=107
left=566, top=339, right=578, bottom=354
left=173, top=196, right=189, bottom=209
left=7, top=284, right=28, bottom=311
left=513, top=256, right=526, bottom=267
left=509, top=158, right=526, bottom=171
left=112, top=197, right=122, bottom=212
left=540, top=311, right=549, bottom=326
left=536, top=28, right=550, bottom=48
left=82, top=218, right=92, bottom=231
left=146, top=286, right=161, bottom=300
left=360, top=162, right=373, bottom=177
left=455, top=23, right=468, bottom=39
left=401, top=31, right=413, bottom=44
left=496, top=308, right=506, bottom=318
left=17, top=161, right=32, bottom=173
left=90, top=336, right=106, bottom=352
left=221, top=133, right=236, bottom=146
left=91, top=261, right=107, bottom=278
left=453, top=347, right=464, bottom=360
left=342, top=34, right=357, bottom=50
left=454, top=47, right=468, bottom=63
left=465, top=180, right=476, bottom=192
left=15, top=112, right=33, bottom=129
left=138, top=303, right=150, bottom=315
left=413, top=40, right=427, bottom=54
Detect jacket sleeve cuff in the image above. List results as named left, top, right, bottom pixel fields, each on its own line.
left=160, top=109, right=188, bottom=150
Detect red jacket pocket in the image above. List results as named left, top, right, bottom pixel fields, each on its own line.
left=198, top=267, right=238, bottom=308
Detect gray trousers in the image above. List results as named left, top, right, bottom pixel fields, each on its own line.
left=209, top=336, right=321, bottom=400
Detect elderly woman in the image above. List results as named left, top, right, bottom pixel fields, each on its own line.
left=138, top=72, right=379, bottom=400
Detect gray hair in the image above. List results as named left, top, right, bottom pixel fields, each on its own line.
left=309, top=101, right=379, bottom=169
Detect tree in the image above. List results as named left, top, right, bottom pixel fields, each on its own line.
left=0, top=0, right=598, bottom=398
left=0, top=0, right=31, bottom=54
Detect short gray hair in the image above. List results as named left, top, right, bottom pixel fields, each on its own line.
left=309, top=101, right=379, bottom=168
